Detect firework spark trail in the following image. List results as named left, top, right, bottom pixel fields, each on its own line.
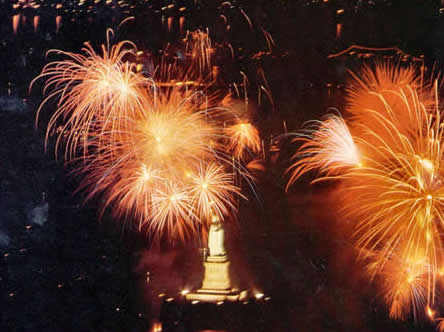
left=377, top=250, right=430, bottom=320
left=184, top=29, right=213, bottom=77
left=346, top=63, right=430, bottom=142
left=225, top=122, right=261, bottom=159
left=287, top=63, right=444, bottom=322
left=286, top=114, right=361, bottom=189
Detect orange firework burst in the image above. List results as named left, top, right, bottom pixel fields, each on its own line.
left=287, top=62, right=444, bottom=322
left=189, top=162, right=243, bottom=221
left=286, top=114, right=361, bottom=189
left=339, top=86, right=444, bottom=276
left=225, top=122, right=261, bottom=159
left=31, top=37, right=149, bottom=159
left=150, top=181, right=198, bottom=239
left=337, top=89, right=444, bottom=318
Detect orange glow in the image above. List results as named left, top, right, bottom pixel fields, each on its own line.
left=150, top=320, right=162, bottom=332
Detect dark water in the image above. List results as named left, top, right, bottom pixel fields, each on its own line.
left=1, top=0, right=443, bottom=331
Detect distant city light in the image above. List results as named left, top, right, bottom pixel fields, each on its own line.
left=255, top=292, right=264, bottom=299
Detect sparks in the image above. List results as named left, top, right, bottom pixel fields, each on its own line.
left=33, top=32, right=262, bottom=241
left=286, top=114, right=361, bottom=189
left=287, top=62, right=444, bottom=322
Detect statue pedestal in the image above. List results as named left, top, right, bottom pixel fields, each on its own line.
left=185, top=255, right=248, bottom=303
left=201, top=256, right=231, bottom=290
left=185, top=220, right=249, bottom=303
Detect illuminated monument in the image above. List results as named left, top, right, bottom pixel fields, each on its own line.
left=186, top=217, right=248, bottom=302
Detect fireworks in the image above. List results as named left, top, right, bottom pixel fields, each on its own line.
left=286, top=114, right=361, bottom=189
left=33, top=31, right=262, bottom=241
left=77, top=87, right=246, bottom=239
left=379, top=251, right=429, bottom=320
left=345, top=63, right=432, bottom=149
left=184, top=29, right=213, bottom=77
left=225, top=122, right=261, bottom=159
left=189, top=162, right=243, bottom=221
left=287, top=62, right=444, bottom=322
left=31, top=38, right=149, bottom=159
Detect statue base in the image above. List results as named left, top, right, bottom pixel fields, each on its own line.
left=185, top=255, right=249, bottom=303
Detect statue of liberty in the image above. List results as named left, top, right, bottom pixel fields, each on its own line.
left=208, top=216, right=226, bottom=257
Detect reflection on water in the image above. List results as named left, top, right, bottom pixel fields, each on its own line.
left=55, top=15, right=62, bottom=33
left=12, top=12, right=62, bottom=36
left=2, top=0, right=351, bottom=99
left=33, top=15, right=39, bottom=33
left=179, top=16, right=184, bottom=34
left=336, top=23, right=342, bottom=39
left=167, top=16, right=173, bottom=33
left=12, top=14, right=20, bottom=35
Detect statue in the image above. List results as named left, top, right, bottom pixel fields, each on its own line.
left=185, top=215, right=251, bottom=302
left=208, top=216, right=226, bottom=257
